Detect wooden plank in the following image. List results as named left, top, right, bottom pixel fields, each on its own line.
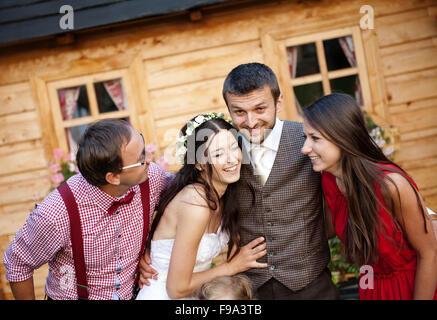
left=421, top=186, right=437, bottom=198
left=0, top=82, right=35, bottom=116
left=0, top=168, right=48, bottom=185
left=0, top=177, right=51, bottom=207
left=145, top=41, right=264, bottom=91
left=29, top=76, right=57, bottom=161
left=407, top=165, right=437, bottom=192
left=376, top=10, right=437, bottom=47
left=149, top=77, right=227, bottom=121
left=395, top=135, right=437, bottom=162
left=154, top=106, right=230, bottom=148
left=400, top=156, right=437, bottom=172
left=380, top=39, right=437, bottom=76
left=0, top=210, right=33, bottom=237
left=389, top=96, right=437, bottom=114
left=424, top=198, right=437, bottom=212
left=0, top=148, right=47, bottom=176
left=0, top=200, right=39, bottom=216
left=0, top=111, right=42, bottom=146
left=361, top=29, right=389, bottom=119
left=0, top=139, right=42, bottom=157
left=390, top=104, right=437, bottom=134
left=400, top=127, right=437, bottom=142
left=385, top=68, right=437, bottom=105
left=130, top=54, right=159, bottom=146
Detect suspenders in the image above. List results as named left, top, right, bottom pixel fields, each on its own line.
left=57, top=181, right=150, bottom=300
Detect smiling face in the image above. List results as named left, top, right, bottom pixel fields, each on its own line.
left=226, top=85, right=282, bottom=144
left=202, top=129, right=242, bottom=192
left=302, top=120, right=342, bottom=177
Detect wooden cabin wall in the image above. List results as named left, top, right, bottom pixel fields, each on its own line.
left=0, top=0, right=436, bottom=299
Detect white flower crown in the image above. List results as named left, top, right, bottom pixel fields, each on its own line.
left=175, top=112, right=233, bottom=165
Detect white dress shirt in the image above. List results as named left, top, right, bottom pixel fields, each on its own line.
left=242, top=118, right=284, bottom=182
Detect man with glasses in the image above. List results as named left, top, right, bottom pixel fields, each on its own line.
left=4, top=118, right=173, bottom=300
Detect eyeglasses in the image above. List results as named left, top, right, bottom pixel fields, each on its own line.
left=122, top=133, right=146, bottom=170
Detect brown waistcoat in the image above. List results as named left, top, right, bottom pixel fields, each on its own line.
left=235, top=120, right=330, bottom=292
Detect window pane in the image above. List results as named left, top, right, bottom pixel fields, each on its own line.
left=293, top=82, right=323, bottom=109
left=94, top=79, right=128, bottom=114
left=330, top=75, right=363, bottom=106
left=57, top=85, right=90, bottom=120
left=323, top=36, right=356, bottom=71
left=286, top=43, right=320, bottom=78
left=65, top=124, right=88, bottom=156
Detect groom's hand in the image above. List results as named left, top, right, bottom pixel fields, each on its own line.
left=138, top=250, right=158, bottom=288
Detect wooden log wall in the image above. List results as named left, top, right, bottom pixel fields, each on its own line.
left=0, top=0, right=436, bottom=299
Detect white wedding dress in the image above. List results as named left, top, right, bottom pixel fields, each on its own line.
left=136, top=225, right=229, bottom=300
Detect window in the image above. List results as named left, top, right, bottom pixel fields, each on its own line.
left=283, top=27, right=371, bottom=116
left=48, top=70, right=138, bottom=156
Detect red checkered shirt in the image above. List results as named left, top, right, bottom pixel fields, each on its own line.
left=4, top=162, right=173, bottom=300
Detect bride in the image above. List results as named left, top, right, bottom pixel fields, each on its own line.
left=136, top=113, right=267, bottom=300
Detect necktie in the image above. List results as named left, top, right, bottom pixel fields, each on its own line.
left=108, top=190, right=135, bottom=215
left=251, top=145, right=269, bottom=185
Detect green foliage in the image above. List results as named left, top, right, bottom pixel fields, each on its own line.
left=328, top=236, right=359, bottom=285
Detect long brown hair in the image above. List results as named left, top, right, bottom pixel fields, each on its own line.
left=304, top=93, right=428, bottom=266
left=147, top=115, right=242, bottom=260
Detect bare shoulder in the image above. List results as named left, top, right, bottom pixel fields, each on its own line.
left=177, top=183, right=209, bottom=207
left=384, top=172, right=416, bottom=196
left=167, top=183, right=211, bottom=223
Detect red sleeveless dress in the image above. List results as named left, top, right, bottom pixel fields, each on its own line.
left=322, top=164, right=437, bottom=300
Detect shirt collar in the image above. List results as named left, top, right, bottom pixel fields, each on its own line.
left=242, top=117, right=284, bottom=152
left=84, top=177, right=137, bottom=214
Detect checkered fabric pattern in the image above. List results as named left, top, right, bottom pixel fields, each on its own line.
left=3, top=162, right=173, bottom=300
left=236, top=121, right=330, bottom=292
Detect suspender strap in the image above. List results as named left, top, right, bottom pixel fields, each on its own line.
left=58, top=180, right=151, bottom=299
left=136, top=180, right=150, bottom=284
left=57, top=182, right=89, bottom=300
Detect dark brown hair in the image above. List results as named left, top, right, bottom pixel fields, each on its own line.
left=76, top=118, right=132, bottom=186
left=147, top=115, right=242, bottom=260
left=222, top=63, right=281, bottom=106
left=304, top=93, right=427, bottom=266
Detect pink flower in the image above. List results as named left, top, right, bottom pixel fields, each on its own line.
left=50, top=163, right=62, bottom=173
left=145, top=143, right=157, bottom=154
left=53, top=148, right=65, bottom=160
left=156, top=156, right=169, bottom=171
left=51, top=173, right=65, bottom=185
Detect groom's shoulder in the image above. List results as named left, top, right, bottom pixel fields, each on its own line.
left=282, top=120, right=303, bottom=134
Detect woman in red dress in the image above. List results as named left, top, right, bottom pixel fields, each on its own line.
left=301, top=93, right=437, bottom=300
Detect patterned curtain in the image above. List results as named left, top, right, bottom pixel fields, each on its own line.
left=58, top=87, right=80, bottom=120
left=103, top=79, right=127, bottom=111
left=338, top=37, right=363, bottom=106
left=287, top=46, right=303, bottom=111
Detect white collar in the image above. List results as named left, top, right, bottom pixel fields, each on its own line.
left=242, top=118, right=284, bottom=152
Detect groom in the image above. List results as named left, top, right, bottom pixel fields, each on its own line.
left=222, top=63, right=338, bottom=299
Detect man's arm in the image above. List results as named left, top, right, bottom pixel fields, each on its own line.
left=10, top=277, right=35, bottom=300
left=3, top=203, right=63, bottom=300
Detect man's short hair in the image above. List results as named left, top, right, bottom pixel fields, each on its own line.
left=76, top=118, right=133, bottom=186
left=222, top=63, right=281, bottom=106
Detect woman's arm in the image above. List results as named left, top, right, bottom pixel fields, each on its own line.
left=387, top=173, right=437, bottom=300
left=166, top=201, right=267, bottom=299
left=323, top=197, right=336, bottom=239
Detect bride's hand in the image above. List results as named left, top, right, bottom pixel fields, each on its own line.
left=226, top=237, right=268, bottom=275
left=138, top=249, right=159, bottom=288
